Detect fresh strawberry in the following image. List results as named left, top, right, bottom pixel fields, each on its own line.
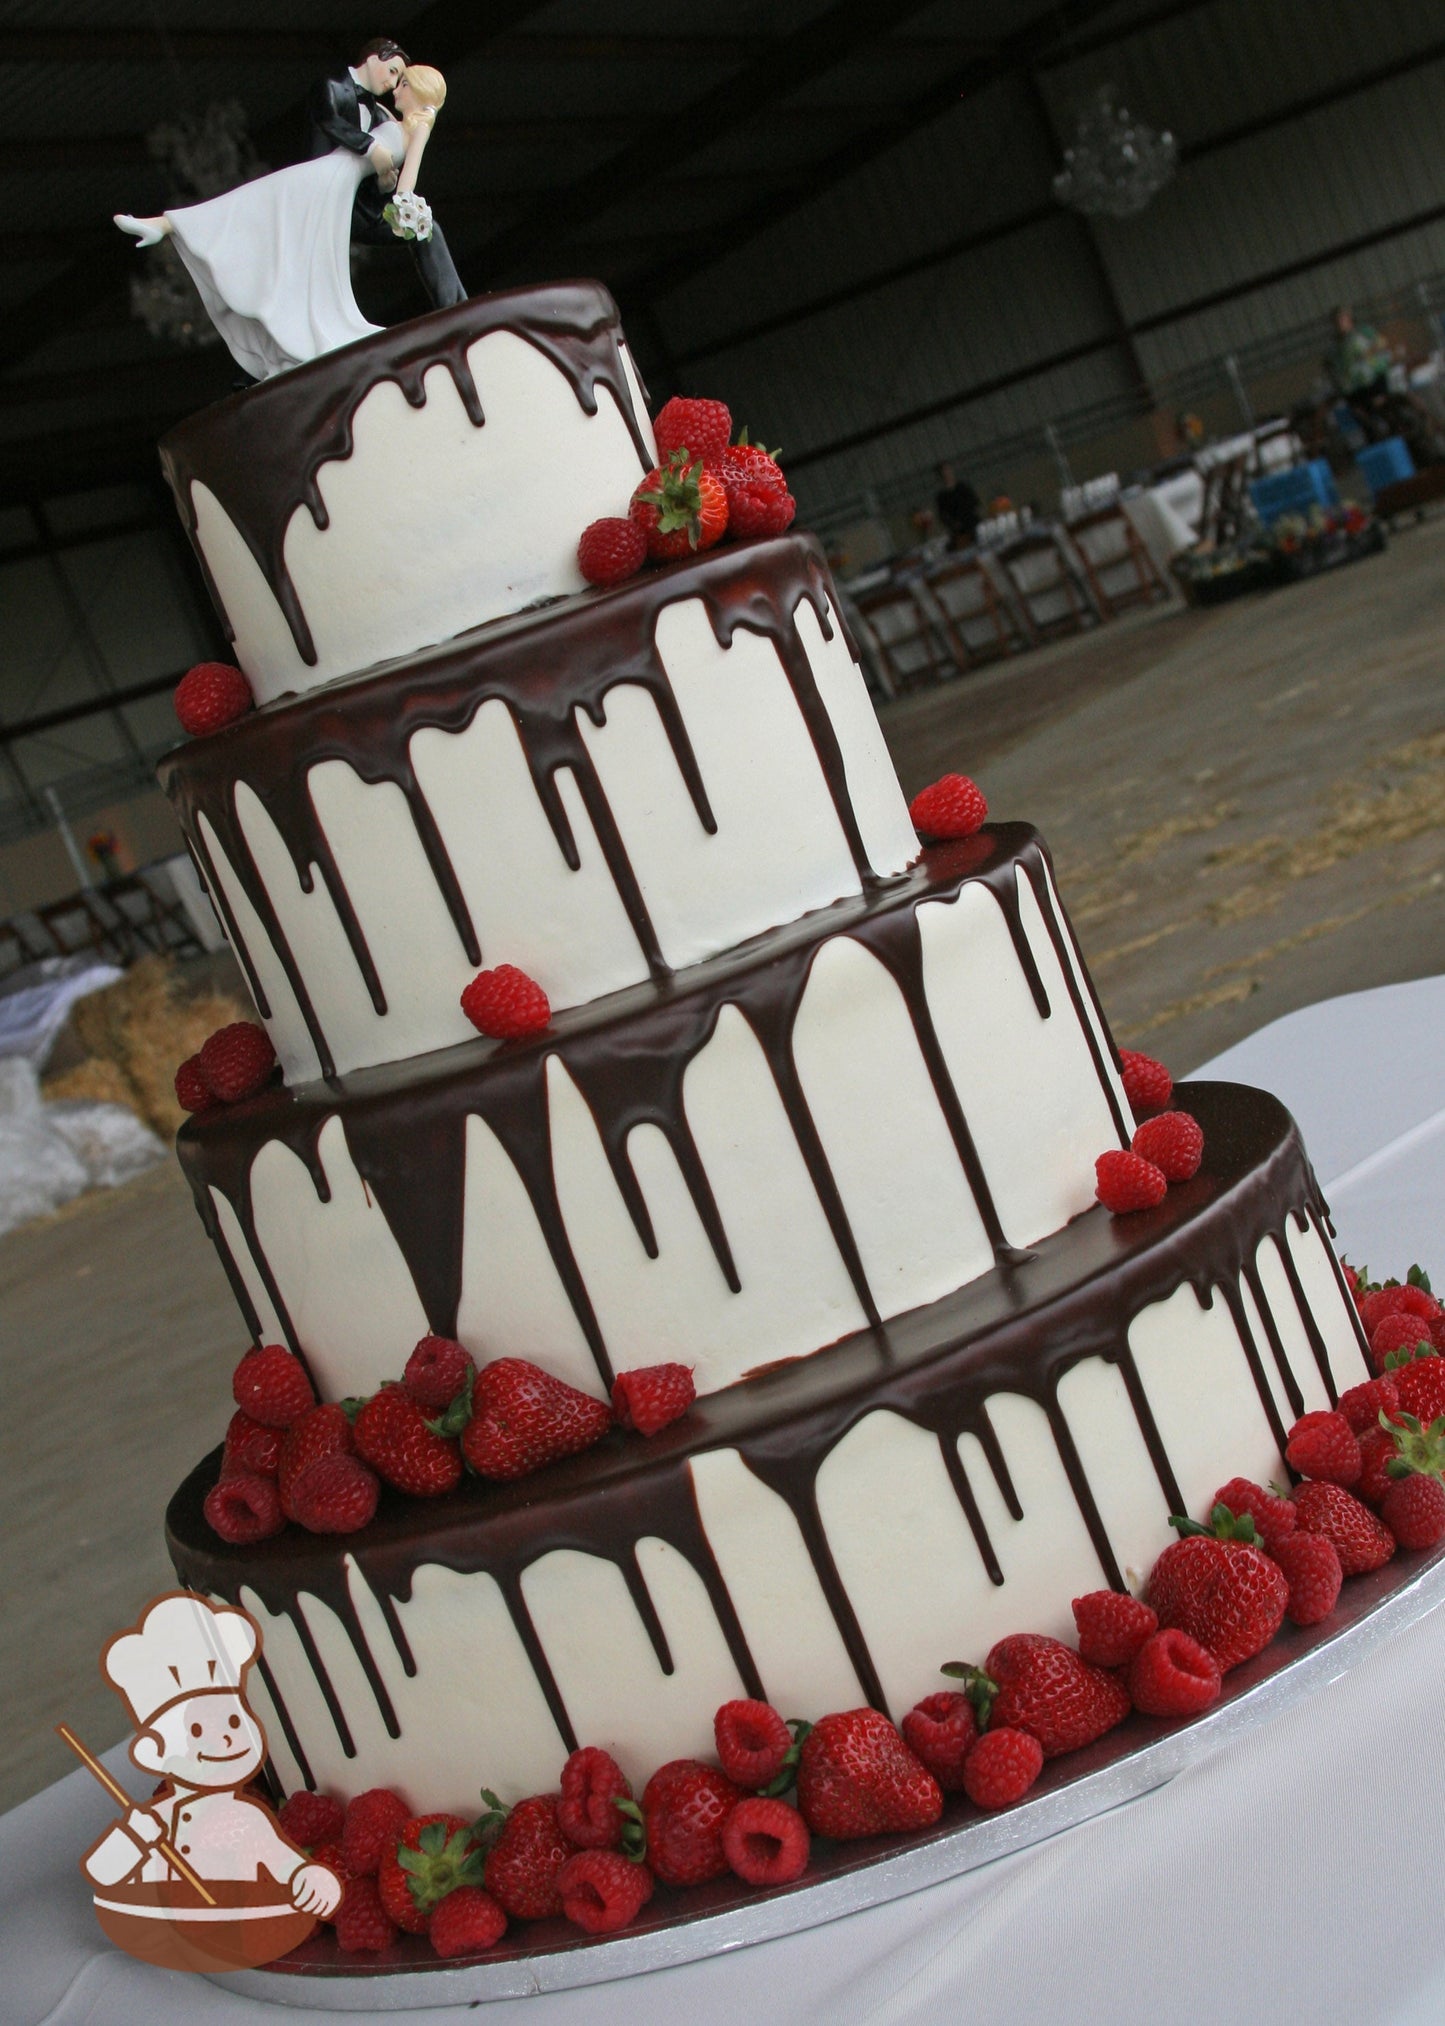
left=611, top=1362, right=696, bottom=1437
left=555, top=1849, right=654, bottom=1934
left=341, top=1789, right=410, bottom=1878
left=1270, top=1530, right=1343, bottom=1624
left=1118, top=1048, right=1173, bottom=1114
left=462, top=1357, right=613, bottom=1482
left=630, top=450, right=729, bottom=561
left=718, top=441, right=796, bottom=538
left=287, top=1452, right=380, bottom=1534
left=714, top=1700, right=793, bottom=1790
left=1127, top=1628, right=1222, bottom=1716
left=279, top=1402, right=355, bottom=1516
left=1381, top=1472, right=1445, bottom=1550
left=231, top=1342, right=314, bottom=1427
left=174, top=660, right=253, bottom=737
left=428, top=1884, right=507, bottom=1957
left=908, top=773, right=988, bottom=841
left=354, top=1385, right=463, bottom=1499
left=1291, top=1480, right=1395, bottom=1574
left=577, top=516, right=647, bottom=587
left=203, top=1469, right=284, bottom=1543
left=278, top=1791, right=345, bottom=1848
left=558, top=1747, right=633, bottom=1851
left=900, top=1691, right=978, bottom=1790
left=481, top=1793, right=573, bottom=1921
left=954, top=1635, right=1132, bottom=1757
left=1371, top=1313, right=1437, bottom=1371
left=175, top=1055, right=216, bottom=1114
left=795, top=1710, right=942, bottom=1839
left=1147, top=1507, right=1288, bottom=1670
left=721, top=1796, right=810, bottom=1884
left=380, top=1813, right=484, bottom=1934
left=1337, top=1373, right=1400, bottom=1435
left=1285, top=1409, right=1362, bottom=1486
left=1393, top=1354, right=1445, bottom=1424
left=652, top=395, right=731, bottom=469
left=1130, top=1110, right=1204, bottom=1182
left=199, top=1021, right=277, bottom=1103
left=460, top=964, right=550, bottom=1040
left=223, top=1409, right=282, bottom=1478
left=403, top=1336, right=475, bottom=1414
left=1070, top=1590, right=1157, bottom=1668
left=961, top=1727, right=1043, bottom=1810
left=1212, top=1478, right=1297, bottom=1554
left=333, top=1874, right=397, bottom=1953
left=642, top=1760, right=745, bottom=1884
left=1095, top=1149, right=1168, bottom=1214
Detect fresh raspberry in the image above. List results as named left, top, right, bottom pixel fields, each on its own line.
left=1095, top=1149, right=1168, bottom=1214
left=1393, top=1354, right=1445, bottom=1424
left=717, top=441, right=796, bottom=538
left=354, top=1385, right=463, bottom=1498
left=1212, top=1478, right=1298, bottom=1554
left=174, top=1055, right=216, bottom=1114
left=1127, top=1628, right=1222, bottom=1716
left=796, top=1711, right=943, bottom=1840
left=1270, top=1530, right=1343, bottom=1624
left=630, top=450, right=729, bottom=560
left=900, top=1691, right=978, bottom=1790
left=974, top=1635, right=1133, bottom=1757
left=1338, top=1374, right=1400, bottom=1435
left=223, top=1409, right=282, bottom=1478
left=380, top=1813, right=483, bottom=1934
left=1292, top=1479, right=1396, bottom=1574
left=278, top=1791, right=346, bottom=1848
left=278, top=1402, right=354, bottom=1515
left=642, top=1760, right=745, bottom=1885
left=232, top=1342, right=314, bottom=1428
left=1147, top=1512, right=1288, bottom=1670
left=428, top=1883, right=507, bottom=1957
left=1285, top=1409, right=1362, bottom=1487
left=558, top=1746, right=633, bottom=1850
left=1360, top=1283, right=1441, bottom=1339
left=460, top=963, right=551, bottom=1040
left=1371, top=1313, right=1437, bottom=1371
left=611, top=1362, right=696, bottom=1437
left=287, top=1452, right=380, bottom=1534
left=714, top=1699, right=793, bottom=1789
left=341, top=1789, right=411, bottom=1878
left=482, top=1794, right=573, bottom=1921
left=908, top=773, right=988, bottom=840
left=961, top=1727, right=1043, bottom=1810
left=462, top=1357, right=613, bottom=1482
left=722, top=1796, right=811, bottom=1885
left=1380, top=1472, right=1445, bottom=1550
left=555, top=1849, right=654, bottom=1934
left=1130, top=1110, right=1204, bottom=1183
left=198, top=1021, right=277, bottom=1104
left=1118, top=1048, right=1173, bottom=1114
left=652, top=395, right=732, bottom=469
left=174, top=660, right=253, bottom=737
left=577, top=516, right=647, bottom=587
left=1358, top=1425, right=1401, bottom=1507
left=333, top=1874, right=397, bottom=1953
left=1070, top=1590, right=1158, bottom=1668
left=203, top=1469, right=284, bottom=1544
left=402, top=1335, right=475, bottom=1414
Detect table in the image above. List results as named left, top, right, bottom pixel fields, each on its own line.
left=6, top=977, right=1445, bottom=2025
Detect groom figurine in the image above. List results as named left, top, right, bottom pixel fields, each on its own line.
left=305, top=36, right=466, bottom=311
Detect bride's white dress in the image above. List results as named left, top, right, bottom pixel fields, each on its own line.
left=166, top=121, right=406, bottom=381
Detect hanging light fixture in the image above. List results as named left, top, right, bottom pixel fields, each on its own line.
left=1053, top=86, right=1177, bottom=219
left=129, top=102, right=264, bottom=347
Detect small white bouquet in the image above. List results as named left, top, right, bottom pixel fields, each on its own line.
left=383, top=191, right=433, bottom=242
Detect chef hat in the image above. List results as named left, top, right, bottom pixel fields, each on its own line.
left=103, top=1593, right=260, bottom=1731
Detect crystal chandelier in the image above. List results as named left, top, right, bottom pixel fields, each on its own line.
left=1053, top=86, right=1177, bottom=219
left=129, top=101, right=264, bottom=348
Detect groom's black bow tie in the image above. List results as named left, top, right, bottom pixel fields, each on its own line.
left=355, top=85, right=386, bottom=106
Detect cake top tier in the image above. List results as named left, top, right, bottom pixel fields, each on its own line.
left=160, top=280, right=657, bottom=701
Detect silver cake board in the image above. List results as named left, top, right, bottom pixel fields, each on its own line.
left=210, top=1543, right=1445, bottom=2010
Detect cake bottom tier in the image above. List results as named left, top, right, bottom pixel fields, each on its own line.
left=167, top=1081, right=1370, bottom=1814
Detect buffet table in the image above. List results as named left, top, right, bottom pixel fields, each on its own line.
left=6, top=976, right=1444, bottom=2025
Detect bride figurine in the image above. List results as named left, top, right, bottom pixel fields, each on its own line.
left=115, top=65, right=449, bottom=382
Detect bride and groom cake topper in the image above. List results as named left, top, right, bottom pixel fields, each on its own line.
left=115, top=36, right=465, bottom=382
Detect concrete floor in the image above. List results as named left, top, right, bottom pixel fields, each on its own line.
left=2, top=518, right=1443, bottom=1815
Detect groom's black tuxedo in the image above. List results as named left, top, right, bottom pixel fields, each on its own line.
left=304, top=63, right=466, bottom=311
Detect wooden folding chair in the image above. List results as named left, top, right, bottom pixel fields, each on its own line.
left=35, top=892, right=129, bottom=964
left=921, top=553, right=1032, bottom=665
left=991, top=527, right=1097, bottom=641
left=1065, top=503, right=1169, bottom=617
left=97, top=872, right=206, bottom=959
left=851, top=579, right=964, bottom=696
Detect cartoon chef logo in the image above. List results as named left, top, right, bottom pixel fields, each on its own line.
left=68, top=1593, right=341, bottom=1973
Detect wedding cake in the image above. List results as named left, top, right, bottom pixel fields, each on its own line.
left=156, top=282, right=1371, bottom=1819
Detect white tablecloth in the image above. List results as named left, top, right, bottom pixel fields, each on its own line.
left=7, top=979, right=1445, bottom=2026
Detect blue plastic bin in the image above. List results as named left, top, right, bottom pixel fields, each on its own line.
left=1355, top=436, right=1415, bottom=496
left=1248, top=459, right=1339, bottom=525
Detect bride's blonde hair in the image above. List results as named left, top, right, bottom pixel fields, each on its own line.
left=401, top=64, right=446, bottom=133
